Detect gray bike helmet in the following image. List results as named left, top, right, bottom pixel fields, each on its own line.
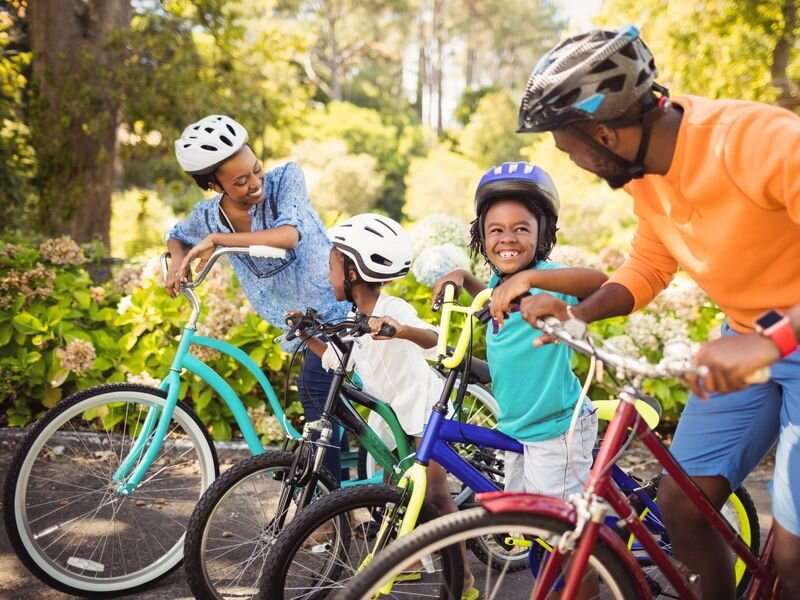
left=518, top=25, right=663, bottom=133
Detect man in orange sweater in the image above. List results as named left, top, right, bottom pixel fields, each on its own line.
left=505, top=25, right=800, bottom=599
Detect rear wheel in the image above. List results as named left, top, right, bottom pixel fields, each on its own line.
left=258, top=484, right=461, bottom=600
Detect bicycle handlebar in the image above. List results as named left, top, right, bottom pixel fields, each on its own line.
left=160, top=245, right=286, bottom=290
left=433, top=285, right=770, bottom=384
left=284, top=309, right=396, bottom=343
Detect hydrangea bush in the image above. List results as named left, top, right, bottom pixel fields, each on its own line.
left=1, top=232, right=723, bottom=435
left=0, top=238, right=297, bottom=442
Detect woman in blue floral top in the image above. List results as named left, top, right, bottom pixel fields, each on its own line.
left=166, top=115, right=350, bottom=479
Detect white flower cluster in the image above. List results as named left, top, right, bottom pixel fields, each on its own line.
left=409, top=215, right=470, bottom=258
left=127, top=371, right=161, bottom=387
left=193, top=266, right=251, bottom=361
left=56, top=339, right=96, bottom=374
left=650, top=278, right=708, bottom=322
left=412, top=243, right=472, bottom=287
left=248, top=406, right=286, bottom=444
left=549, top=245, right=601, bottom=270
left=39, top=236, right=85, bottom=266
left=625, top=313, right=660, bottom=352
left=602, top=335, right=641, bottom=359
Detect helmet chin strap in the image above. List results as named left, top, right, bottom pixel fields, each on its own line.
left=569, top=85, right=670, bottom=188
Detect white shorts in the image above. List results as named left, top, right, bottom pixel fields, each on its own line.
left=504, top=408, right=598, bottom=500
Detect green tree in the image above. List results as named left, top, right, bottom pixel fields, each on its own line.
left=596, top=0, right=799, bottom=107
left=458, top=89, right=525, bottom=168
left=404, top=145, right=482, bottom=222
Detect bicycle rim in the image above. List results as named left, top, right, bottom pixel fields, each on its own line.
left=7, top=386, right=216, bottom=594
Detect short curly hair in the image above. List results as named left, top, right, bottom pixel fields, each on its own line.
left=468, top=196, right=558, bottom=270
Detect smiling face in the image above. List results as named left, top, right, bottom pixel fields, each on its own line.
left=213, top=145, right=264, bottom=206
left=483, top=199, right=539, bottom=275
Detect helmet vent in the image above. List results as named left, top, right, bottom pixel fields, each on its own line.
left=635, top=69, right=650, bottom=86
left=373, top=218, right=398, bottom=235
left=201, top=144, right=217, bottom=151
left=599, top=74, right=625, bottom=93
left=226, top=123, right=236, bottom=136
left=370, top=253, right=392, bottom=266
left=364, top=226, right=384, bottom=238
left=553, top=88, right=580, bottom=109
left=618, top=42, right=637, bottom=60
left=589, top=58, right=617, bottom=74
left=220, top=134, right=233, bottom=146
left=204, top=127, right=214, bottom=133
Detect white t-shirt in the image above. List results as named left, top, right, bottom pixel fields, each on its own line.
left=321, top=294, right=443, bottom=449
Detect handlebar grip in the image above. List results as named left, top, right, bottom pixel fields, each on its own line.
left=744, top=367, right=771, bottom=385
left=249, top=245, right=287, bottom=259
left=378, top=323, right=396, bottom=338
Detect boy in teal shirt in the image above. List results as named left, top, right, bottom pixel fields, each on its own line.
left=434, top=162, right=607, bottom=498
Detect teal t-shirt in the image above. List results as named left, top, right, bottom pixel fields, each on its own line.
left=486, top=261, right=582, bottom=442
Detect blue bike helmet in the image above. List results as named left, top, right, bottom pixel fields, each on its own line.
left=474, top=162, right=560, bottom=251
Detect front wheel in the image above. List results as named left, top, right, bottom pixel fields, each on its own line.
left=3, top=384, right=218, bottom=597
left=184, top=450, right=337, bottom=600
left=259, top=484, right=461, bottom=600
left=332, top=507, right=644, bottom=600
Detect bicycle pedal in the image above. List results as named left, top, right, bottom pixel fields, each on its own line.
left=503, top=536, right=532, bottom=548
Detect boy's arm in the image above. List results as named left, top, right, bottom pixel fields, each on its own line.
left=431, top=269, right=487, bottom=306
left=370, top=317, right=438, bottom=349
left=490, top=266, right=608, bottom=327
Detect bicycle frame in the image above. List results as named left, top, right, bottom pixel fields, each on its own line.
left=524, top=389, right=777, bottom=600
left=112, top=249, right=413, bottom=496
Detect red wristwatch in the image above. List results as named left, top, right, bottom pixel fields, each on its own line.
left=755, top=310, right=798, bottom=358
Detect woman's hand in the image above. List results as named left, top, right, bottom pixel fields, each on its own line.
left=179, top=235, right=218, bottom=279
left=369, top=315, right=402, bottom=340
left=431, top=270, right=467, bottom=309
left=490, top=271, right=535, bottom=328
left=165, top=261, right=188, bottom=297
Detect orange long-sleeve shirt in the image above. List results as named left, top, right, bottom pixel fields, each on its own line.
left=608, top=95, right=800, bottom=332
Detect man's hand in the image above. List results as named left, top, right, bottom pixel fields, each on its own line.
left=519, top=294, right=569, bottom=346
left=369, top=315, right=401, bottom=340
left=431, top=270, right=467, bottom=309
left=179, top=234, right=218, bottom=278
left=490, top=271, right=534, bottom=328
left=688, top=333, right=780, bottom=399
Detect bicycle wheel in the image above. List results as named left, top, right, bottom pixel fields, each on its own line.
left=258, top=484, right=461, bottom=600
left=726, top=486, right=760, bottom=597
left=333, top=507, right=643, bottom=600
left=184, top=450, right=337, bottom=600
left=3, top=384, right=218, bottom=597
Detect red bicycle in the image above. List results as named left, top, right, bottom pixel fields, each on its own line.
left=333, top=318, right=777, bottom=600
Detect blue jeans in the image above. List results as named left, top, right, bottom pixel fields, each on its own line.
left=298, top=349, right=343, bottom=484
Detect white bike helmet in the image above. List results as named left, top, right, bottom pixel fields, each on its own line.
left=175, top=115, right=249, bottom=174
left=328, top=213, right=412, bottom=283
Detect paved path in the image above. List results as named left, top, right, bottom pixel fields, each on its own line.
left=0, top=431, right=774, bottom=600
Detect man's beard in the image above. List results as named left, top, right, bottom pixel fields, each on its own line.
left=602, top=172, right=634, bottom=189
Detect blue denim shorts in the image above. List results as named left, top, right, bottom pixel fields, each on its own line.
left=670, top=324, right=800, bottom=535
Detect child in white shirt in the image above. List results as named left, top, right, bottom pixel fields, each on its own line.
left=299, top=213, right=476, bottom=597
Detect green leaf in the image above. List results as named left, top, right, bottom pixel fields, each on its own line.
left=12, top=313, right=47, bottom=334
left=42, top=386, right=62, bottom=408
left=73, top=289, right=91, bottom=310
left=211, top=419, right=232, bottom=441
left=50, top=368, right=70, bottom=387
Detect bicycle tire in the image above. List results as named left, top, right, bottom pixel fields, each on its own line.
left=3, top=384, right=218, bottom=597
left=258, top=483, right=461, bottom=600
left=184, top=450, right=337, bottom=600
left=332, top=507, right=643, bottom=600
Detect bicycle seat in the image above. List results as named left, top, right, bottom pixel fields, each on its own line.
left=591, top=398, right=660, bottom=430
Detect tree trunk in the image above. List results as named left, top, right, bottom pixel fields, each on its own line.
left=433, top=0, right=445, bottom=135
left=771, top=0, right=799, bottom=109
left=28, top=0, right=131, bottom=246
